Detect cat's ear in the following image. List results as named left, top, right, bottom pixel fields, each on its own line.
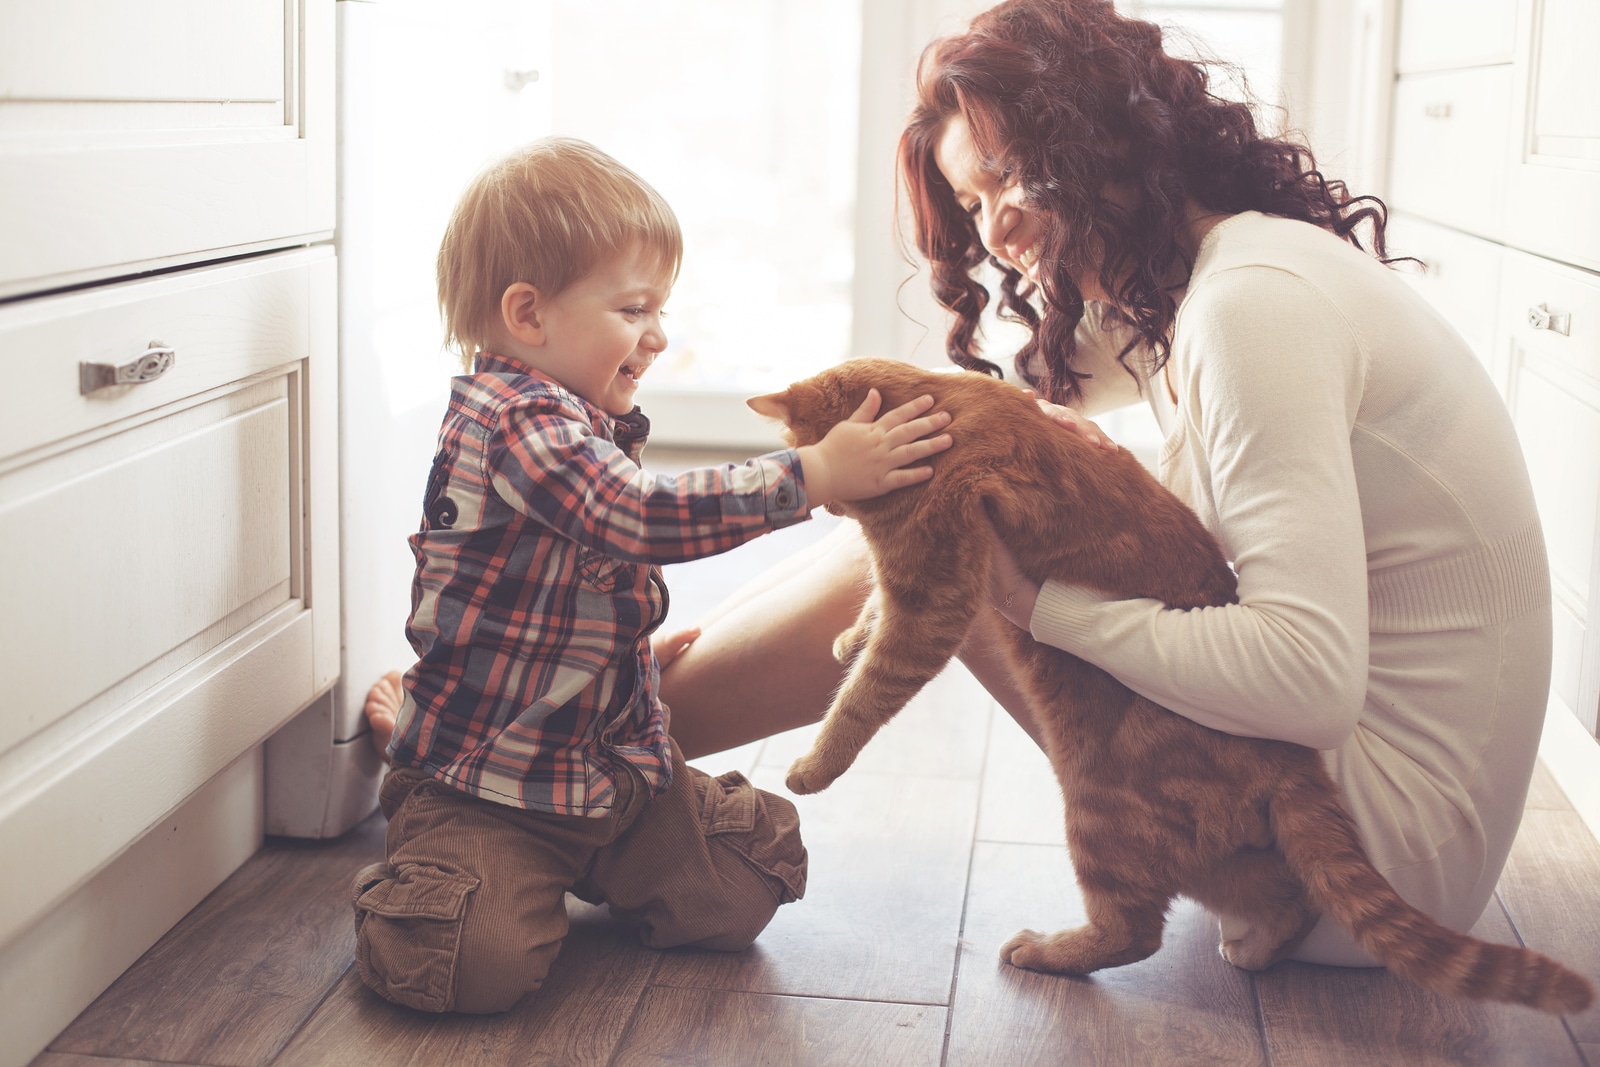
left=747, top=390, right=791, bottom=422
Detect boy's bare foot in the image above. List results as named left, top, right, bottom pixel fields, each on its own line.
left=365, top=671, right=404, bottom=760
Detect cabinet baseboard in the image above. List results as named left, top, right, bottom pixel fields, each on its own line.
left=0, top=748, right=264, bottom=1067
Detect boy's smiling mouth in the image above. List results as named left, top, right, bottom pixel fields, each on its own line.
left=620, top=361, right=649, bottom=382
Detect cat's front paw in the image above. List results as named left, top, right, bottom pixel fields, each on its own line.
left=785, top=752, right=845, bottom=795
left=1000, top=929, right=1049, bottom=970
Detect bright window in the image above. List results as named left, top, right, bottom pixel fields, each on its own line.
left=550, top=0, right=863, bottom=393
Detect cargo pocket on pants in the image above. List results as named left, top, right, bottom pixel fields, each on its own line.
left=698, top=770, right=808, bottom=904
left=351, top=860, right=480, bottom=1013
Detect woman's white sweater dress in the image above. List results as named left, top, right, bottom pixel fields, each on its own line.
left=1036, top=211, right=1552, bottom=964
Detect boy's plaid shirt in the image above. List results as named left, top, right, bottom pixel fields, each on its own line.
left=390, top=354, right=810, bottom=816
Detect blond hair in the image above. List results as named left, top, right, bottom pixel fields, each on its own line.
left=437, top=137, right=683, bottom=369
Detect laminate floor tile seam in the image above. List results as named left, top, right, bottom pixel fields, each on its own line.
left=1490, top=863, right=1595, bottom=1064
left=1247, top=973, right=1275, bottom=1067
left=262, top=958, right=357, bottom=1067
left=637, top=984, right=955, bottom=1009
left=603, top=946, right=669, bottom=1067
left=938, top=695, right=1001, bottom=1067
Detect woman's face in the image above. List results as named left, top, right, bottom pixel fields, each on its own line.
left=933, top=114, right=1110, bottom=302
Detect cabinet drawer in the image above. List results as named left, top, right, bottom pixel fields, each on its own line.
left=1396, top=0, right=1516, bottom=72
left=0, top=250, right=328, bottom=753
left=0, top=250, right=321, bottom=459
left=1388, top=66, right=1512, bottom=240
left=0, top=0, right=333, bottom=299
left=1497, top=251, right=1600, bottom=729
left=0, top=248, right=338, bottom=955
left=1386, top=212, right=1503, bottom=378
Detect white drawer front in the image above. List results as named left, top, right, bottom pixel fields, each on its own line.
left=0, top=250, right=319, bottom=459
left=0, top=248, right=331, bottom=756
left=0, top=379, right=294, bottom=755
left=1395, top=0, right=1517, bottom=72
left=1385, top=212, right=1503, bottom=378
left=1388, top=66, right=1513, bottom=240
left=1498, top=251, right=1600, bottom=730
left=0, top=0, right=284, bottom=109
left=0, top=1, right=333, bottom=299
left=0, top=248, right=338, bottom=958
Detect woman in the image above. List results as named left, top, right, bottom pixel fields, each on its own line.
left=658, top=0, right=1552, bottom=968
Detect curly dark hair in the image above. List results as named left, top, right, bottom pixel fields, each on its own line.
left=898, top=0, right=1397, bottom=405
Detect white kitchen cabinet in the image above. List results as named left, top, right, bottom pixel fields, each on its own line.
left=1498, top=251, right=1600, bottom=736
left=0, top=0, right=334, bottom=298
left=1385, top=212, right=1504, bottom=376
left=1502, top=0, right=1600, bottom=273
left=0, top=3, right=337, bottom=1064
left=1380, top=0, right=1600, bottom=838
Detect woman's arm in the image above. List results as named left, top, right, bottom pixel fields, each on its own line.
left=1021, top=270, right=1371, bottom=750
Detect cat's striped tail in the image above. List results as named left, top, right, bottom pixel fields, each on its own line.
left=1269, top=774, right=1594, bottom=1015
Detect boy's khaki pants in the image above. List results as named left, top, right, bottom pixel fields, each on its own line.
left=351, top=741, right=806, bottom=1014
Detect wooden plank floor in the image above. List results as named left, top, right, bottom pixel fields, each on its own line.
left=36, top=462, right=1600, bottom=1066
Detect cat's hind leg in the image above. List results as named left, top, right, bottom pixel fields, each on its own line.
left=1187, top=846, right=1318, bottom=971
left=1001, top=885, right=1169, bottom=975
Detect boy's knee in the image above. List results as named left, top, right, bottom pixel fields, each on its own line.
left=351, top=860, right=560, bottom=1014
left=628, top=772, right=809, bottom=950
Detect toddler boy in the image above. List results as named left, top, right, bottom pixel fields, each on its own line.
left=350, top=137, right=951, bottom=1013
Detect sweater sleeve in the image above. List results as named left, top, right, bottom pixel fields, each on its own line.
left=1029, top=267, right=1371, bottom=750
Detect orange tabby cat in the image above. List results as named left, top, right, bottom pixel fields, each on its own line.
left=747, top=356, right=1593, bottom=1015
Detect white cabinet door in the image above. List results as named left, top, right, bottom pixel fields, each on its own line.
left=0, top=0, right=335, bottom=298
left=1395, top=0, right=1517, bottom=72
left=1387, top=65, right=1513, bottom=239
left=1386, top=212, right=1504, bottom=378
left=1504, top=0, right=1600, bottom=272
left=1498, top=250, right=1600, bottom=736
left=0, top=247, right=338, bottom=959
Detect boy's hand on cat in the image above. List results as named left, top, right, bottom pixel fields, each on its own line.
left=989, top=536, right=1041, bottom=629
left=797, top=390, right=953, bottom=505
left=1021, top=389, right=1118, bottom=451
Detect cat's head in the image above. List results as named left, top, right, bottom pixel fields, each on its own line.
left=746, top=358, right=923, bottom=446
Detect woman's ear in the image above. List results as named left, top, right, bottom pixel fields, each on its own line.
left=501, top=282, right=545, bottom=346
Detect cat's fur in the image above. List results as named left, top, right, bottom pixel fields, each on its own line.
left=747, top=357, right=1593, bottom=1015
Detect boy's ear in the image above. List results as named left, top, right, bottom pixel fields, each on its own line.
left=501, top=282, right=546, bottom=346
left=746, top=390, right=790, bottom=422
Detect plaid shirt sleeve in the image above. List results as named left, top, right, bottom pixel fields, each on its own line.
left=487, top=397, right=810, bottom=559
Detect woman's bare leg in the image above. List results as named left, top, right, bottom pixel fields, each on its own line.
left=958, top=609, right=1048, bottom=750
left=660, top=524, right=874, bottom=759
left=661, top=520, right=1048, bottom=759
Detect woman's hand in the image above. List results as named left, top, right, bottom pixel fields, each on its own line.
left=988, top=535, right=1040, bottom=630
left=798, top=390, right=953, bottom=505
left=1023, top=389, right=1118, bottom=452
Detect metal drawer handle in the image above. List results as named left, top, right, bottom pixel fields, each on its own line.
left=79, top=341, right=176, bottom=395
left=1423, top=102, right=1453, bottom=119
left=1527, top=304, right=1571, bottom=336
